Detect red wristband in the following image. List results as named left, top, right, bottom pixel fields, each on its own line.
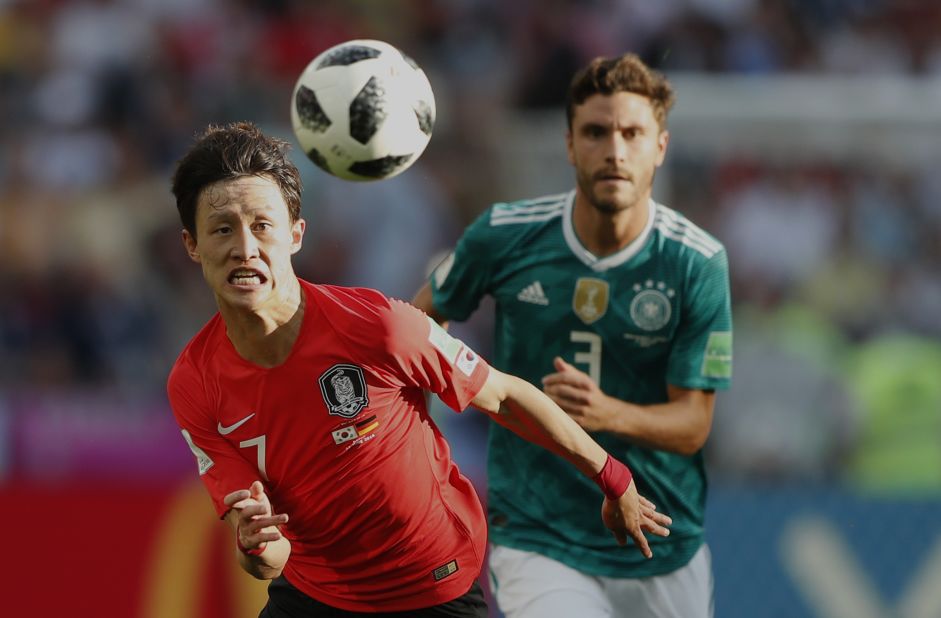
left=236, top=528, right=266, bottom=556
left=592, top=453, right=633, bottom=500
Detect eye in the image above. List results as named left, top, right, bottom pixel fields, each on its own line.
left=213, top=225, right=232, bottom=235
left=585, top=125, right=605, bottom=139
left=253, top=221, right=273, bottom=232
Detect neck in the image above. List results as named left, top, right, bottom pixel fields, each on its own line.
left=572, top=192, right=650, bottom=258
left=219, top=278, right=305, bottom=368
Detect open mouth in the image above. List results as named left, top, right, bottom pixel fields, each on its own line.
left=228, top=269, right=267, bottom=286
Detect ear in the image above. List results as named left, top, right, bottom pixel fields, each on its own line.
left=565, top=130, right=575, bottom=166
left=655, top=129, right=670, bottom=167
left=182, top=229, right=201, bottom=263
left=290, top=218, right=306, bottom=255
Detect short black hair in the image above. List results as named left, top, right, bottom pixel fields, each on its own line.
left=171, top=122, right=302, bottom=237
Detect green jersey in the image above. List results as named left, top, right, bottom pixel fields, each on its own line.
left=430, top=191, right=733, bottom=578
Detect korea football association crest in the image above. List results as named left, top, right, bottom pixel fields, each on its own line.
left=573, top=278, right=609, bottom=325
left=629, top=280, right=675, bottom=332
left=319, top=363, right=369, bottom=418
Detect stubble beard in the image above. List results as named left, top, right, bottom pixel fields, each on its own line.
left=578, top=168, right=652, bottom=215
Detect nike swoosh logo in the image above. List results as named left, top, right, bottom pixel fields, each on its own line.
left=217, top=413, right=255, bottom=435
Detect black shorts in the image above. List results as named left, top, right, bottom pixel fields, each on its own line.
left=258, top=575, right=488, bottom=618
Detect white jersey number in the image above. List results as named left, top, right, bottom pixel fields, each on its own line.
left=570, top=331, right=602, bottom=385
left=239, top=435, right=269, bottom=480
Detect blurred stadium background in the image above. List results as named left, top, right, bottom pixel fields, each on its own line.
left=2, top=0, right=940, bottom=616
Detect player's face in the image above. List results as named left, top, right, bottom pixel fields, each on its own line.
left=566, top=92, right=669, bottom=214
left=182, top=175, right=305, bottom=313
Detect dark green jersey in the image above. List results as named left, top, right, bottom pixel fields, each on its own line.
left=430, top=191, right=733, bottom=577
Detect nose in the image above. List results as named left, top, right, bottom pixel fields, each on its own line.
left=231, top=225, right=260, bottom=262
left=605, top=133, right=628, bottom=163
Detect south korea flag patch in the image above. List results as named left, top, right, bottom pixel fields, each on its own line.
left=455, top=346, right=480, bottom=376
left=319, top=363, right=369, bottom=418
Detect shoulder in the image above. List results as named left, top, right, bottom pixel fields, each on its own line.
left=651, top=202, right=726, bottom=264
left=167, top=314, right=225, bottom=419
left=310, top=282, right=426, bottom=347
left=168, top=314, right=224, bottom=388
left=309, top=282, right=393, bottom=319
left=461, top=191, right=571, bottom=253
left=487, top=191, right=569, bottom=227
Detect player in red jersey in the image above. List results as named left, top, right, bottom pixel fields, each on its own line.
left=167, top=122, right=672, bottom=617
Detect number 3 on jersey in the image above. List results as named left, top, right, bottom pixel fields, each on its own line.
left=571, top=331, right=601, bottom=385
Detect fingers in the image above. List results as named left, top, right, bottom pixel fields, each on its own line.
left=644, top=508, right=672, bottom=528
left=542, top=372, right=591, bottom=390
left=242, top=513, right=289, bottom=532
left=237, top=509, right=289, bottom=551
left=225, top=482, right=271, bottom=511
left=636, top=493, right=672, bottom=537
left=223, top=489, right=251, bottom=507
left=641, top=514, right=671, bottom=538
left=543, top=383, right=590, bottom=406
left=233, top=501, right=271, bottom=518
left=628, top=525, right=653, bottom=559
left=553, top=356, right=569, bottom=372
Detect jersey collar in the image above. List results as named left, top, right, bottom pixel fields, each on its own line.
left=562, top=191, right=657, bottom=272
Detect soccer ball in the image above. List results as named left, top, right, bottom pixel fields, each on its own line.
left=290, top=39, right=436, bottom=181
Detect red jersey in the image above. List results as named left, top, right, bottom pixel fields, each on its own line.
left=167, top=280, right=490, bottom=612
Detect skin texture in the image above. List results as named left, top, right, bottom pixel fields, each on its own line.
left=566, top=91, right=669, bottom=257
left=182, top=175, right=307, bottom=368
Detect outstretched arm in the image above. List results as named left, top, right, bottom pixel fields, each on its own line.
left=223, top=481, right=291, bottom=579
left=472, top=368, right=671, bottom=557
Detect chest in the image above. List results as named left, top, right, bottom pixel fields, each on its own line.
left=209, top=348, right=408, bottom=484
left=491, top=251, right=684, bottom=348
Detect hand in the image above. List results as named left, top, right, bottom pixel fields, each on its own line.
left=601, top=480, right=672, bottom=558
left=223, top=480, right=289, bottom=553
left=541, top=357, right=612, bottom=432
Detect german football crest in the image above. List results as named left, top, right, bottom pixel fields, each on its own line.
left=319, top=363, right=369, bottom=418
left=629, top=280, right=675, bottom=331
left=573, top=278, right=609, bottom=325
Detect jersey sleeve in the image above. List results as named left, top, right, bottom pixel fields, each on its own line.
left=666, top=249, right=733, bottom=390
left=380, top=299, right=491, bottom=412
left=430, top=208, right=495, bottom=321
left=167, top=359, right=263, bottom=517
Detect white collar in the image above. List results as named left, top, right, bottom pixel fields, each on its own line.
left=562, top=192, right=656, bottom=272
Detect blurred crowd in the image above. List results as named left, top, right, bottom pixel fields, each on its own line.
left=1, top=0, right=940, bottom=490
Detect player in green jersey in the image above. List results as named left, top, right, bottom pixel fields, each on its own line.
left=413, top=54, right=732, bottom=618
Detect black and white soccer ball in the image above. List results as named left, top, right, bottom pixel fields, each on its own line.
left=291, top=39, right=436, bottom=181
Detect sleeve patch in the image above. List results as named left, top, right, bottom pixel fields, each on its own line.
left=455, top=346, right=481, bottom=376
left=181, top=429, right=215, bottom=475
left=701, top=331, right=733, bottom=379
left=427, top=316, right=462, bottom=363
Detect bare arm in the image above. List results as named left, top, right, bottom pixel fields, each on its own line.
left=542, top=357, right=714, bottom=456
left=412, top=281, right=448, bottom=326
left=223, top=481, right=291, bottom=580
left=473, top=367, right=671, bottom=556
